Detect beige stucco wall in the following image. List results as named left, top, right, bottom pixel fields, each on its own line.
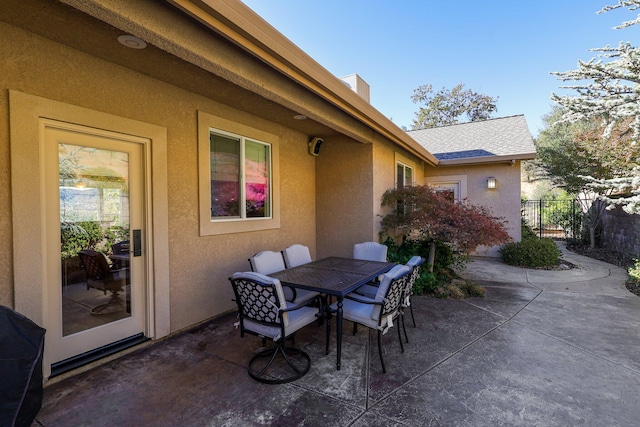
left=314, top=133, right=429, bottom=258
left=316, top=135, right=374, bottom=258
left=425, top=162, right=523, bottom=257
left=0, top=21, right=316, bottom=331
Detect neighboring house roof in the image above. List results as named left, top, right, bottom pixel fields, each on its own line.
left=407, top=115, right=536, bottom=166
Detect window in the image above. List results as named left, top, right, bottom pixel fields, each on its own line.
left=210, top=131, right=271, bottom=220
left=198, top=110, right=280, bottom=236
left=397, top=162, right=413, bottom=188
left=425, top=175, right=468, bottom=203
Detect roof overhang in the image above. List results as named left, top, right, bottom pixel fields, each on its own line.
left=165, top=0, right=439, bottom=165
left=436, top=152, right=536, bottom=167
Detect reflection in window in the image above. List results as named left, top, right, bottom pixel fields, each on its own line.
left=210, top=130, right=271, bottom=220
left=397, top=162, right=413, bottom=189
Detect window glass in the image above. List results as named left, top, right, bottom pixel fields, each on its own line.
left=210, top=133, right=240, bottom=218
left=404, top=166, right=413, bottom=187
left=209, top=131, right=271, bottom=221
left=397, top=162, right=413, bottom=188
left=245, top=139, right=270, bottom=218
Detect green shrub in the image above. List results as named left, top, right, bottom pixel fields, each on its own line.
left=521, top=219, right=538, bottom=240
left=500, top=238, right=561, bottom=268
left=629, top=259, right=640, bottom=284
left=382, top=237, right=461, bottom=294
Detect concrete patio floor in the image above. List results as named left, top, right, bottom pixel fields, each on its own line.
left=33, top=244, right=640, bottom=426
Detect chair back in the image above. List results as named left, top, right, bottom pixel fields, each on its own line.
left=282, top=244, right=312, bottom=268
left=404, top=256, right=425, bottom=304
left=353, top=241, right=387, bottom=262
left=230, top=272, right=289, bottom=330
left=78, top=249, right=111, bottom=280
left=371, top=264, right=411, bottom=321
left=249, top=251, right=286, bottom=275
left=111, top=240, right=130, bottom=255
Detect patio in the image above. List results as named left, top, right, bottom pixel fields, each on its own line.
left=33, top=248, right=640, bottom=426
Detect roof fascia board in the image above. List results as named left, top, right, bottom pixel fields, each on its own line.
left=168, top=0, right=438, bottom=165
left=437, top=152, right=536, bottom=166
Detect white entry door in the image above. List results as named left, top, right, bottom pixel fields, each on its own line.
left=43, top=122, right=147, bottom=368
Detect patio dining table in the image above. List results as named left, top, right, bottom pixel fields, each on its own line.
left=269, top=256, right=395, bottom=370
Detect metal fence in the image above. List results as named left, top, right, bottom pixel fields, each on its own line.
left=521, top=199, right=582, bottom=240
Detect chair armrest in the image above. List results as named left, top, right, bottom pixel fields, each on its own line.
left=281, top=299, right=317, bottom=313
left=344, top=294, right=381, bottom=305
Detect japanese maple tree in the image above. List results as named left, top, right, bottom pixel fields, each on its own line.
left=380, top=185, right=511, bottom=270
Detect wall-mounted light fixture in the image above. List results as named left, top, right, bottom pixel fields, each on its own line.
left=487, top=177, right=496, bottom=190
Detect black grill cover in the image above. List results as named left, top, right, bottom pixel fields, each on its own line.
left=0, top=306, right=46, bottom=427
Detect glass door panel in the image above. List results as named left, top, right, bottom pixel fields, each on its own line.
left=59, top=144, right=131, bottom=335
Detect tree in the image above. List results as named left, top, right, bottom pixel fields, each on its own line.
left=551, top=0, right=640, bottom=214
left=534, top=106, right=639, bottom=247
left=410, top=83, right=498, bottom=130
left=379, top=185, right=511, bottom=270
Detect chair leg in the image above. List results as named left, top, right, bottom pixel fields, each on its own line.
left=396, top=319, right=404, bottom=353
left=377, top=330, right=386, bottom=373
left=248, top=343, right=311, bottom=385
left=401, top=310, right=409, bottom=344
left=90, top=289, right=125, bottom=315
left=410, top=300, right=416, bottom=327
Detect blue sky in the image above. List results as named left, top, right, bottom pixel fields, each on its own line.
left=241, top=0, right=640, bottom=137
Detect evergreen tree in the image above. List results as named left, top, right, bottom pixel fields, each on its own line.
left=551, top=0, right=640, bottom=214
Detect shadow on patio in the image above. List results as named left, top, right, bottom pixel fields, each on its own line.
left=34, top=255, right=640, bottom=426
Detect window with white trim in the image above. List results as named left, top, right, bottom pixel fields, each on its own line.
left=198, top=110, right=280, bottom=236
left=397, top=162, right=413, bottom=188
left=209, top=130, right=271, bottom=220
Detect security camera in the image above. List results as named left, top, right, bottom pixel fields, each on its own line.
left=308, top=137, right=323, bottom=156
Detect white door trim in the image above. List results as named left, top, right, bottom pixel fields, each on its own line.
left=10, top=91, right=170, bottom=378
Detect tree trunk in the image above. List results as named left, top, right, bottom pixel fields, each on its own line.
left=589, top=225, right=596, bottom=249
left=428, top=241, right=436, bottom=273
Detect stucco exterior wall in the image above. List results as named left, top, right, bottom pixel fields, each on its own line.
left=316, top=135, right=374, bottom=258
left=0, top=21, right=316, bottom=331
left=425, top=162, right=523, bottom=257
left=373, top=136, right=426, bottom=239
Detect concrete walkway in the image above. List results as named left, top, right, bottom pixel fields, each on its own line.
left=34, top=246, right=640, bottom=426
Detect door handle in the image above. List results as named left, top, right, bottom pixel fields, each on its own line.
left=133, top=229, right=142, bottom=257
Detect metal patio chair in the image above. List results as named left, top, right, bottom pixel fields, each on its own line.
left=327, top=264, right=411, bottom=373
left=78, top=249, right=128, bottom=315
left=249, top=250, right=317, bottom=305
left=229, top=271, right=319, bottom=384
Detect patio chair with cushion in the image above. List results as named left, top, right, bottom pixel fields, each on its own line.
left=352, top=256, right=426, bottom=343
left=282, top=244, right=312, bottom=268
left=327, top=264, right=411, bottom=373
left=249, top=250, right=317, bottom=305
left=78, top=249, right=128, bottom=315
left=353, top=241, right=388, bottom=262
left=229, top=271, right=320, bottom=384
left=403, top=256, right=425, bottom=329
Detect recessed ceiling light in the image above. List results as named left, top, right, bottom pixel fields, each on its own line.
left=293, top=114, right=307, bottom=120
left=117, top=34, right=147, bottom=50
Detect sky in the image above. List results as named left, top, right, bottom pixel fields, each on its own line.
left=240, top=0, right=640, bottom=137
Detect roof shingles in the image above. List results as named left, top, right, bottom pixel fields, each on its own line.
left=407, top=115, right=536, bottom=162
